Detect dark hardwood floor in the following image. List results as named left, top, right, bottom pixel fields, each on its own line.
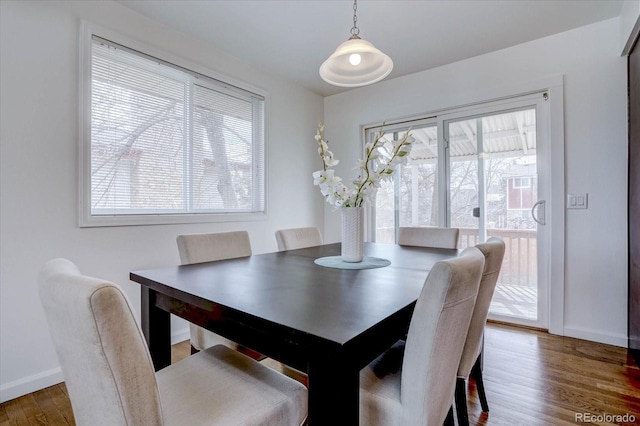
left=1, top=323, right=639, bottom=425
left=472, top=324, right=640, bottom=425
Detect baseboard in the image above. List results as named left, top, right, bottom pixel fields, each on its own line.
left=172, top=327, right=189, bottom=345
left=487, top=319, right=548, bottom=332
left=0, top=328, right=190, bottom=404
left=0, top=367, right=63, bottom=404
left=563, top=326, right=627, bottom=347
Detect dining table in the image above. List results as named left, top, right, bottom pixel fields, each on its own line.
left=130, top=242, right=459, bottom=425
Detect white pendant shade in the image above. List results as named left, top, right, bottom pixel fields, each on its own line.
left=319, top=38, right=393, bottom=87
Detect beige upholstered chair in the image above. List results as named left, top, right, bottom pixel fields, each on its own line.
left=275, top=227, right=323, bottom=251
left=359, top=247, right=485, bottom=426
left=38, top=259, right=308, bottom=426
left=455, top=237, right=505, bottom=426
left=397, top=226, right=460, bottom=249
left=177, top=230, right=252, bottom=266
left=176, top=231, right=252, bottom=353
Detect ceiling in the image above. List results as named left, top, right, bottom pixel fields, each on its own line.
left=116, top=0, right=623, bottom=97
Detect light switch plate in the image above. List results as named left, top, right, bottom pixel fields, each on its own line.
left=567, top=193, right=588, bottom=209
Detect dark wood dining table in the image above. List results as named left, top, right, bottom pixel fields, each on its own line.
left=130, top=242, right=458, bottom=425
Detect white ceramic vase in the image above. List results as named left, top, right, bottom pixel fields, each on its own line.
left=341, top=206, right=364, bottom=262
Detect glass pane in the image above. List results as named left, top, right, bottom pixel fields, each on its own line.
left=91, top=40, right=186, bottom=214
left=374, top=124, right=438, bottom=243
left=448, top=118, right=479, bottom=247
left=399, top=126, right=439, bottom=229
left=448, top=108, right=538, bottom=321
left=192, top=84, right=257, bottom=212
left=375, top=179, right=395, bottom=243
left=483, top=109, right=538, bottom=320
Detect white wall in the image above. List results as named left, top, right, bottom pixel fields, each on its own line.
left=0, top=0, right=323, bottom=402
left=324, top=18, right=628, bottom=347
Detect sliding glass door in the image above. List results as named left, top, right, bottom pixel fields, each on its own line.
left=369, top=93, right=549, bottom=328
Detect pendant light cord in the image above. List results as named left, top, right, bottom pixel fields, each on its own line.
left=350, top=0, right=360, bottom=39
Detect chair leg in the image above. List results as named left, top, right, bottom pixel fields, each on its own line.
left=471, top=354, right=489, bottom=412
left=455, top=377, right=469, bottom=426
left=444, top=405, right=455, bottom=426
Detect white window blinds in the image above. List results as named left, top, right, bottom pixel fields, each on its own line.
left=87, top=35, right=265, bottom=223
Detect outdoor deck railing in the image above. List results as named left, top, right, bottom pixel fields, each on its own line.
left=459, top=227, right=537, bottom=287
left=376, top=226, right=537, bottom=287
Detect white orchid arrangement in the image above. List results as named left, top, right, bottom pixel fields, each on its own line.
left=312, top=122, right=413, bottom=208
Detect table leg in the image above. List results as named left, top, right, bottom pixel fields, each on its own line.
left=141, top=287, right=171, bottom=371
left=307, top=354, right=359, bottom=425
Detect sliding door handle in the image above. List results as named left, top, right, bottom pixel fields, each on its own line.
left=531, top=200, right=546, bottom=225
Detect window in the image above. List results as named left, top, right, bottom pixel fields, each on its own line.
left=507, top=176, right=537, bottom=211
left=512, top=177, right=531, bottom=189
left=81, top=33, right=265, bottom=226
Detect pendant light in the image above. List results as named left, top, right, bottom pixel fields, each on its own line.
left=319, top=0, right=393, bottom=87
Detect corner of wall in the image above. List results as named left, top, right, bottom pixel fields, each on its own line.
left=621, top=0, right=640, bottom=55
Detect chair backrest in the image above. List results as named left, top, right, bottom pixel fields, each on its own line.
left=176, top=230, right=252, bottom=265
left=401, top=247, right=484, bottom=426
left=275, top=227, right=323, bottom=251
left=397, top=226, right=460, bottom=249
left=458, top=237, right=506, bottom=378
left=38, top=259, right=163, bottom=426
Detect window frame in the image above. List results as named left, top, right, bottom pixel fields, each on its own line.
left=79, top=22, right=268, bottom=227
